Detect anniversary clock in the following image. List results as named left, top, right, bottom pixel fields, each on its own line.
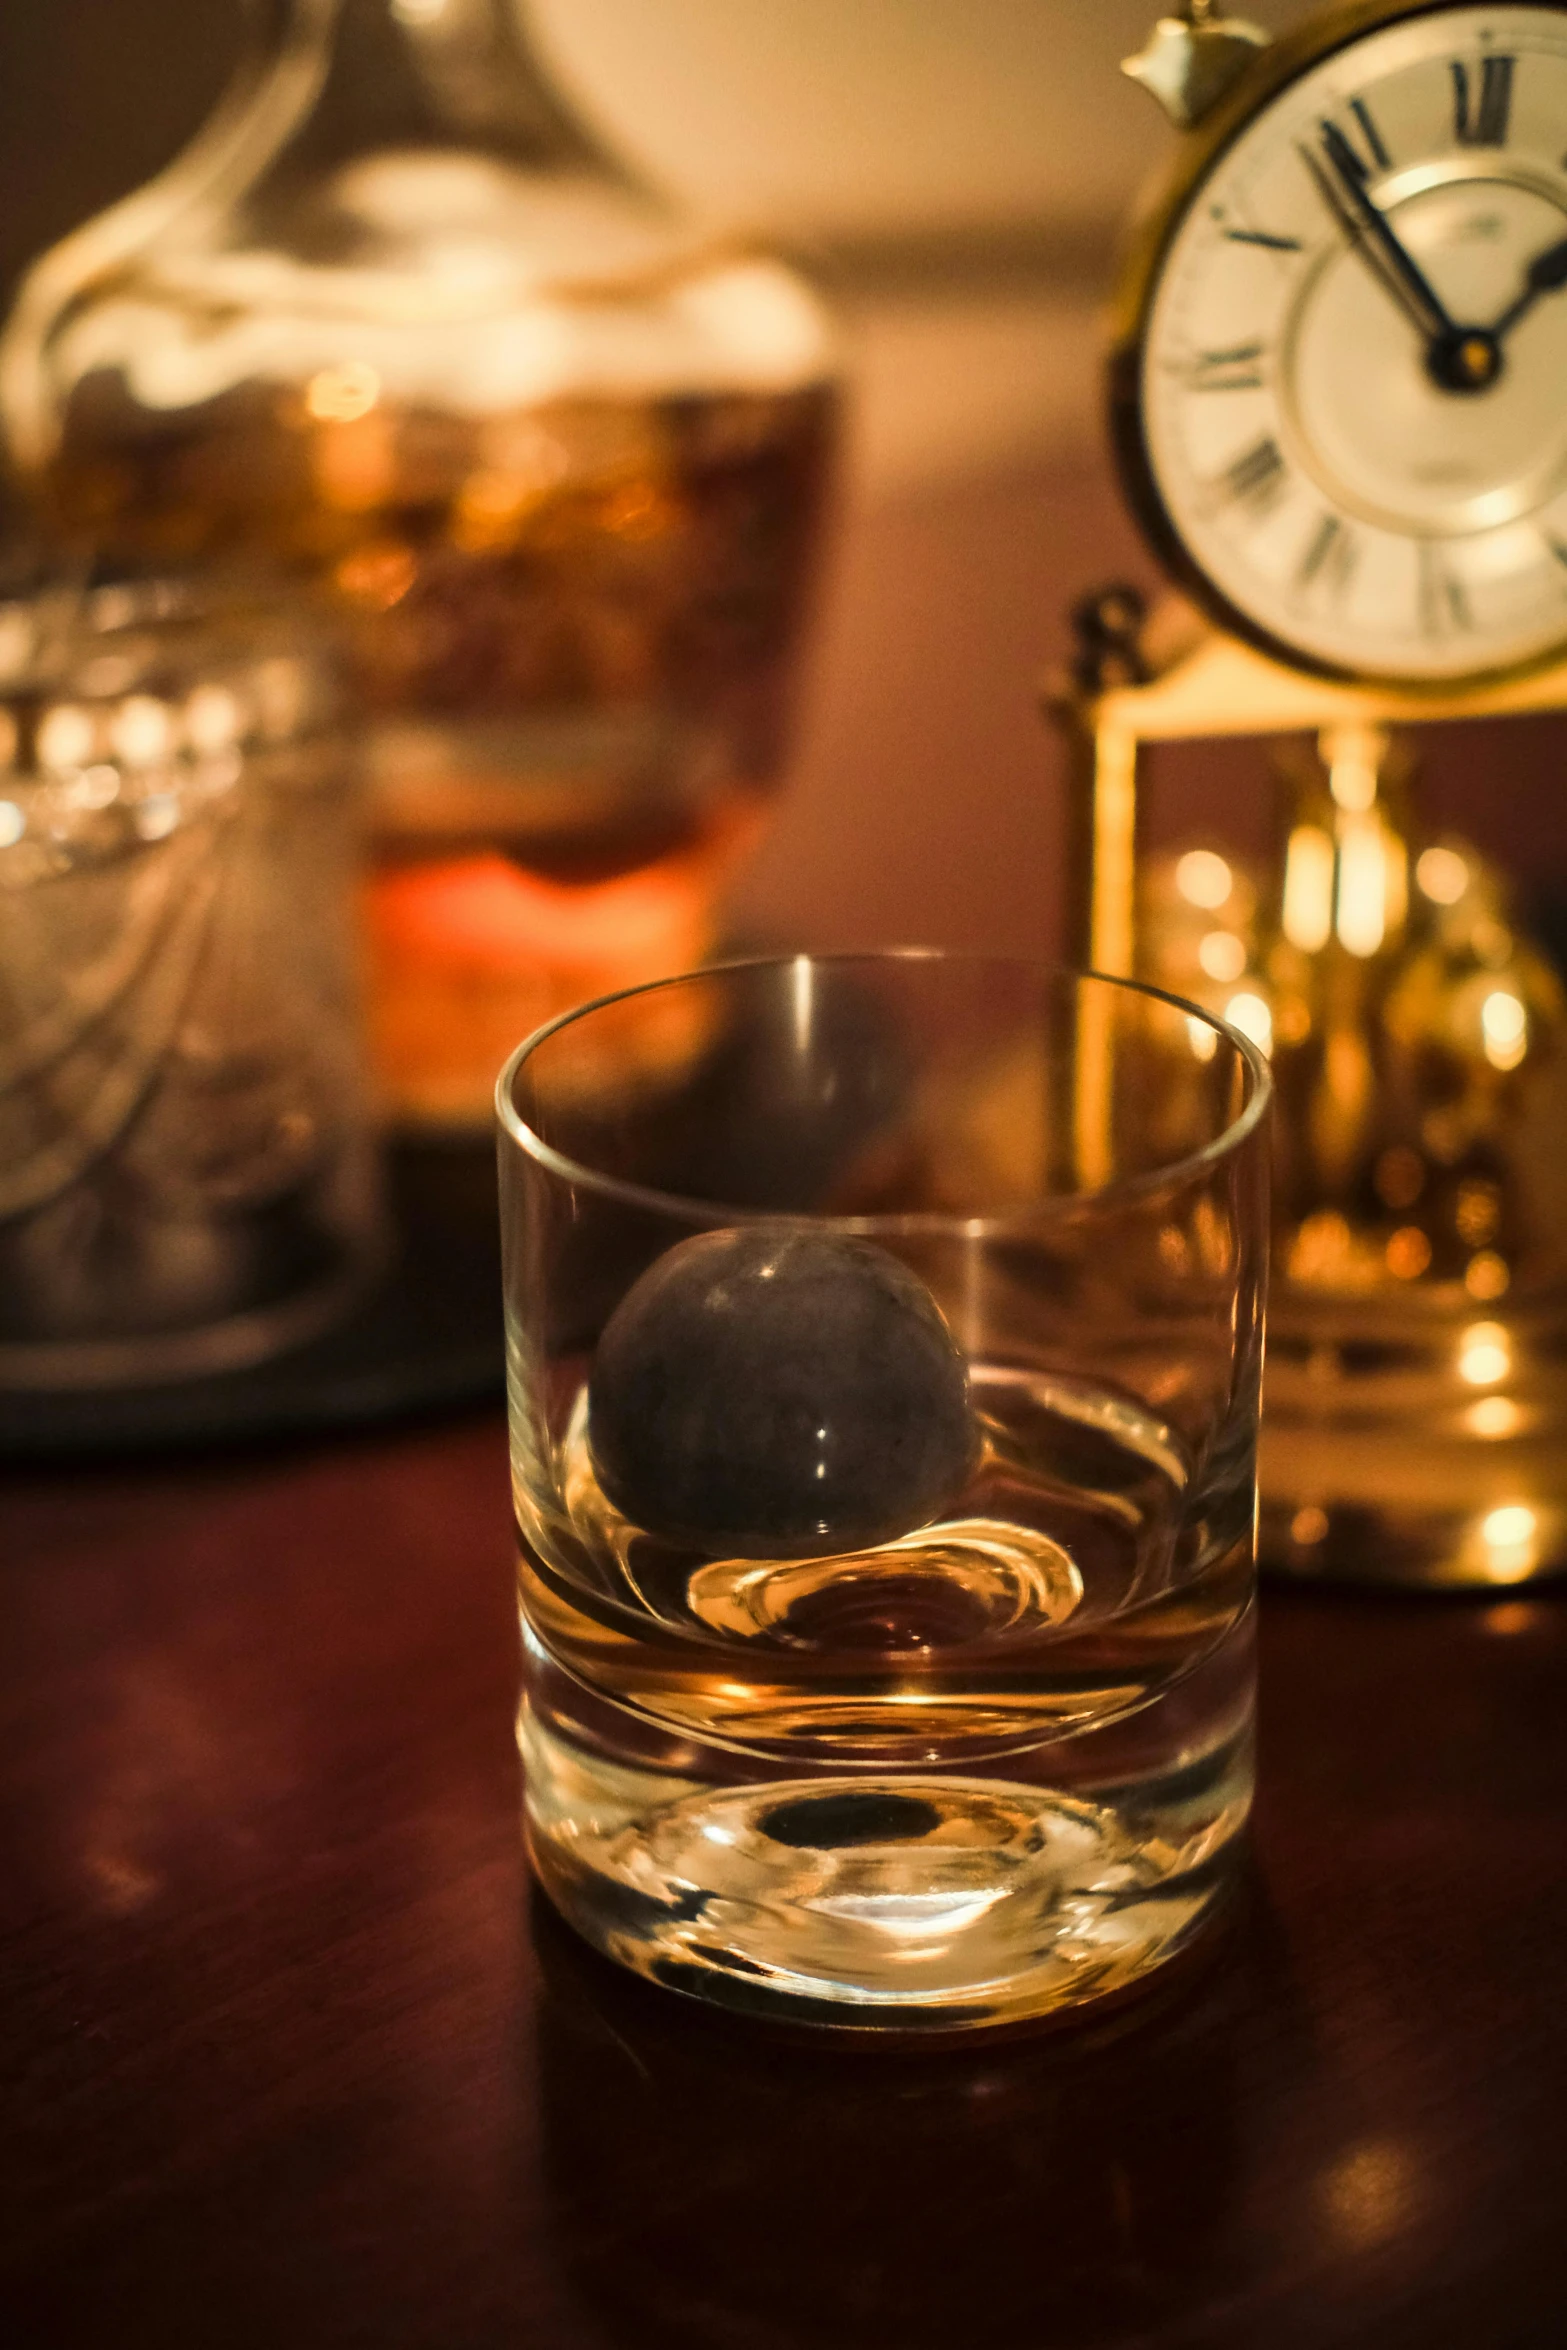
left=1051, top=1, right=1567, bottom=1586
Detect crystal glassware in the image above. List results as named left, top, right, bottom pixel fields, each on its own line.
left=498, top=952, right=1271, bottom=2030
left=0, top=0, right=841, bottom=1131
left=0, top=572, right=381, bottom=1389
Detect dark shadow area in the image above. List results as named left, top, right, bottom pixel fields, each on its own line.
left=529, top=1870, right=1312, bottom=2350
left=0, top=1138, right=504, bottom=1458
left=0, top=1, right=239, bottom=310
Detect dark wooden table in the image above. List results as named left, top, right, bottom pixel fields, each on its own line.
left=6, top=359, right=1567, bottom=2345
left=3, top=1410, right=1565, bottom=2350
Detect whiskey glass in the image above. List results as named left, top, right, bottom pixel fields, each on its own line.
left=498, top=952, right=1270, bottom=2029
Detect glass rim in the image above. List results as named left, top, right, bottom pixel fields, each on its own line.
left=494, top=949, right=1273, bottom=1232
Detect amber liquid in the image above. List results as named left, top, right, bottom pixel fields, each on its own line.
left=514, top=1361, right=1255, bottom=2024
left=518, top=1361, right=1253, bottom=1760
left=47, top=373, right=840, bottom=1119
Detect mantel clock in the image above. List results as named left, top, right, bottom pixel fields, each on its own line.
left=1051, top=2, right=1567, bottom=1585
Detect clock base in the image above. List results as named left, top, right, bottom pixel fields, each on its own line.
left=1260, top=1287, right=1567, bottom=1588
left=1046, top=591, right=1567, bottom=1591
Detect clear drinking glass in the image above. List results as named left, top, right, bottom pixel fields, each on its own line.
left=498, top=953, right=1271, bottom=2029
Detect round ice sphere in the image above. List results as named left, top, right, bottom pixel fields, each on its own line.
left=587, top=1225, right=974, bottom=1559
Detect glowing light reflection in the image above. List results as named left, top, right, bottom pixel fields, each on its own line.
left=1480, top=1503, right=1538, bottom=1580
left=1335, top=814, right=1387, bottom=958
left=1322, top=2140, right=1417, bottom=2250
left=1198, top=929, right=1247, bottom=983
left=1282, top=823, right=1334, bottom=951
left=1175, top=849, right=1232, bottom=910
left=1465, top=1252, right=1510, bottom=1301
left=1224, top=991, right=1272, bottom=1056
left=1458, top=1323, right=1510, bottom=1387
left=1481, top=990, right=1527, bottom=1072
left=185, top=685, right=242, bottom=754
left=306, top=361, right=382, bottom=423
left=1416, top=844, right=1470, bottom=905
left=791, top=954, right=813, bottom=1057
left=38, top=703, right=95, bottom=770
left=112, top=694, right=174, bottom=766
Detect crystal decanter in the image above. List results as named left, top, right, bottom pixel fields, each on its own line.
left=2, top=0, right=841, bottom=1125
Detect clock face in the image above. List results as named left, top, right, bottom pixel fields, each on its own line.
left=1135, top=3, right=1567, bottom=683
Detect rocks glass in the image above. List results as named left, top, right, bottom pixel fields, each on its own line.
left=498, top=953, right=1271, bottom=2029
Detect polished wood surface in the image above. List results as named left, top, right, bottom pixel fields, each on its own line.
left=3, top=1410, right=1565, bottom=2349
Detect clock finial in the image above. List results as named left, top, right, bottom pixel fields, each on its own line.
left=1122, top=4, right=1271, bottom=131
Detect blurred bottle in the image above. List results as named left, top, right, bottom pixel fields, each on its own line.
left=1, top=0, right=841, bottom=1128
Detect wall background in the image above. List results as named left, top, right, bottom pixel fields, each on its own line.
left=529, top=0, right=1310, bottom=245
left=0, top=1, right=1311, bottom=296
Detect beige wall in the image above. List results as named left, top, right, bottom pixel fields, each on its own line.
left=0, top=4, right=1315, bottom=299
left=532, top=0, right=1312, bottom=241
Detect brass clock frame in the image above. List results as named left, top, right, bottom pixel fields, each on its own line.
left=1047, top=614, right=1567, bottom=982
left=1108, top=0, right=1567, bottom=694
left=1071, top=3, right=1567, bottom=1587
left=1045, top=603, right=1567, bottom=1589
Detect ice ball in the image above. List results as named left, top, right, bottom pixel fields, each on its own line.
left=587, top=1224, right=974, bottom=1559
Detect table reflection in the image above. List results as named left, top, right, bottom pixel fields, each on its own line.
left=530, top=1881, right=1283, bottom=2350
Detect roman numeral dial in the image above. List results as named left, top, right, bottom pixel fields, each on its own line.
left=1216, top=436, right=1287, bottom=517
left=1186, top=342, right=1266, bottom=392
left=1295, top=515, right=1359, bottom=603
left=1453, top=53, right=1515, bottom=145
left=1418, top=543, right=1474, bottom=636
left=1350, top=98, right=1392, bottom=171
left=1130, top=5, right=1567, bottom=686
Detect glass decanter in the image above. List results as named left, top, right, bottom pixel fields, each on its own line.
left=1, top=0, right=841, bottom=1127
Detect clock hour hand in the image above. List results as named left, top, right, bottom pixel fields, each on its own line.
left=1488, top=233, right=1567, bottom=343
left=1301, top=122, right=1458, bottom=346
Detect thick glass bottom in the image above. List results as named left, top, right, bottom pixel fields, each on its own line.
left=519, top=1609, right=1254, bottom=2031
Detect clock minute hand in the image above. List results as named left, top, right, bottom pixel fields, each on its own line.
left=1489, top=234, right=1567, bottom=343
left=1305, top=121, right=1458, bottom=344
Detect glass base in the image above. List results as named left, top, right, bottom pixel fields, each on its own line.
left=0, top=1224, right=385, bottom=1392
left=518, top=1623, right=1253, bottom=2032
